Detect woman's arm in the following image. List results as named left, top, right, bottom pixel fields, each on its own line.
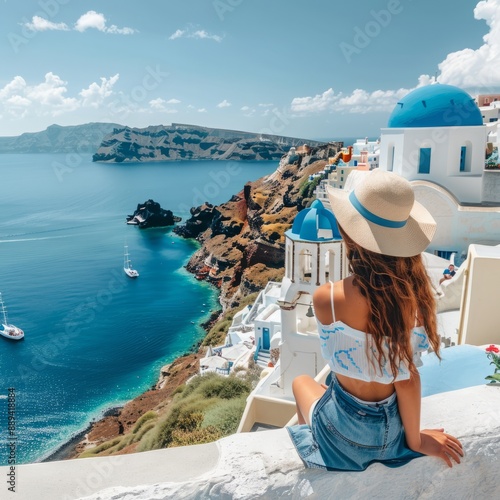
left=394, top=371, right=463, bottom=467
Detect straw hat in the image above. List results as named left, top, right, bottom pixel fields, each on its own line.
left=327, top=170, right=436, bottom=257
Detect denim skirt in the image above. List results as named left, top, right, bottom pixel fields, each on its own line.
left=287, top=375, right=423, bottom=471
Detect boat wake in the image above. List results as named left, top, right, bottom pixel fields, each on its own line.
left=0, top=235, right=72, bottom=244
left=0, top=224, right=94, bottom=243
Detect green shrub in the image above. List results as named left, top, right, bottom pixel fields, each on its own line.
left=202, top=396, right=247, bottom=435
left=199, top=376, right=250, bottom=400
left=80, top=438, right=121, bottom=458
left=135, top=421, right=156, bottom=441
left=171, top=426, right=222, bottom=447
left=132, top=411, right=157, bottom=434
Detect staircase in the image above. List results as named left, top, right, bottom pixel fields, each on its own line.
left=256, top=349, right=271, bottom=368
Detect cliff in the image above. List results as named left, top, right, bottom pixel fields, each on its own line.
left=174, top=141, right=342, bottom=309
left=92, top=123, right=325, bottom=163
left=0, top=122, right=122, bottom=153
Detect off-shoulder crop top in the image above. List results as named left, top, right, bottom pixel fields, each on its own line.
left=317, top=282, right=430, bottom=384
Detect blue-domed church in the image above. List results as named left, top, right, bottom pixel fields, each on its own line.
left=379, top=84, right=487, bottom=204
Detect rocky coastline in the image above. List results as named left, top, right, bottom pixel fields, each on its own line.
left=56, top=142, right=342, bottom=460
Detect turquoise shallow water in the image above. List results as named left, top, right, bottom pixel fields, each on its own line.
left=0, top=154, right=278, bottom=464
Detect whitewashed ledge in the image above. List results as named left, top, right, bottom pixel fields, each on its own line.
left=5, top=385, right=500, bottom=500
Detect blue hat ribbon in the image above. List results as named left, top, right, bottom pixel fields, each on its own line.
left=349, top=191, right=407, bottom=229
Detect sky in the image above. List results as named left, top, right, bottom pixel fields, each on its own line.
left=0, top=0, right=498, bottom=140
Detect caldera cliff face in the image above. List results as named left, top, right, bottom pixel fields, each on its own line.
left=174, top=142, right=342, bottom=309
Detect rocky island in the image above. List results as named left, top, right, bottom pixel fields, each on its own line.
left=92, top=123, right=324, bottom=163
left=126, top=199, right=181, bottom=228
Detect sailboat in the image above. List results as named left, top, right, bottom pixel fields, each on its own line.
left=124, top=245, right=139, bottom=278
left=0, top=293, right=24, bottom=340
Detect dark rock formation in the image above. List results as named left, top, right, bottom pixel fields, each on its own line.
left=173, top=203, right=216, bottom=238
left=127, top=199, right=181, bottom=229
left=92, top=123, right=325, bottom=163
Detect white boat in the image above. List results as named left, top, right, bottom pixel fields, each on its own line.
left=124, top=245, right=139, bottom=278
left=0, top=293, right=24, bottom=340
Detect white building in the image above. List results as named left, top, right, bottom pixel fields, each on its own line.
left=378, top=84, right=500, bottom=260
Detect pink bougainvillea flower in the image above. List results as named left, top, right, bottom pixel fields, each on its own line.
left=486, top=344, right=500, bottom=353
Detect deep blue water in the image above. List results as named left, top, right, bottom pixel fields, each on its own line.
left=0, top=154, right=278, bottom=465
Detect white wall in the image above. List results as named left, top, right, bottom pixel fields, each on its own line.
left=412, top=181, right=500, bottom=256
left=380, top=126, right=487, bottom=203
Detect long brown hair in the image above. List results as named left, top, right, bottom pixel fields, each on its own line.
left=339, top=226, right=440, bottom=378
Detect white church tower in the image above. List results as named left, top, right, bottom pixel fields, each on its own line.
left=276, top=200, right=348, bottom=398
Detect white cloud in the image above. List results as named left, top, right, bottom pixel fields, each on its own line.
left=435, top=0, right=500, bottom=89
left=241, top=105, right=255, bottom=116
left=23, top=16, right=69, bottom=31
left=149, top=98, right=166, bottom=110
left=192, top=30, right=223, bottom=42
left=258, top=103, right=274, bottom=108
left=79, top=74, right=119, bottom=108
left=26, top=73, right=78, bottom=110
left=149, top=98, right=181, bottom=112
left=198, top=108, right=207, bottom=113
left=217, top=99, right=231, bottom=108
left=169, top=26, right=223, bottom=42
left=291, top=88, right=337, bottom=113
left=169, top=29, right=185, bottom=40
left=290, top=1, right=500, bottom=117
left=7, top=95, right=31, bottom=107
left=290, top=86, right=415, bottom=115
left=0, top=72, right=122, bottom=120
left=74, top=11, right=136, bottom=35
left=0, top=76, right=27, bottom=100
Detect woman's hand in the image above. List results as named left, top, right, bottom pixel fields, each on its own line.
left=415, top=428, right=463, bottom=467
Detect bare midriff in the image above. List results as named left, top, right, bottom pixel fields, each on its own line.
left=335, top=373, right=395, bottom=402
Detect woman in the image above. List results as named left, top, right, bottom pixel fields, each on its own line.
left=288, top=169, right=463, bottom=471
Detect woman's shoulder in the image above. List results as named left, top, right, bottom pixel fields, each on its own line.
left=313, top=277, right=369, bottom=328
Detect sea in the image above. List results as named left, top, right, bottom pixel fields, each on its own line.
left=0, top=153, right=279, bottom=465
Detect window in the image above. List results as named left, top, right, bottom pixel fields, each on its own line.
left=460, top=146, right=466, bottom=172
left=435, top=250, right=457, bottom=260
left=299, top=249, right=312, bottom=283
left=387, top=145, right=395, bottom=171
left=460, top=143, right=472, bottom=173
left=418, top=148, right=431, bottom=174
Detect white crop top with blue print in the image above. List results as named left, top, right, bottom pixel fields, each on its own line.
left=317, top=282, right=430, bottom=383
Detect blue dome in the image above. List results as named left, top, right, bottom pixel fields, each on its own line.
left=287, top=200, right=341, bottom=242
left=388, top=84, right=482, bottom=128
